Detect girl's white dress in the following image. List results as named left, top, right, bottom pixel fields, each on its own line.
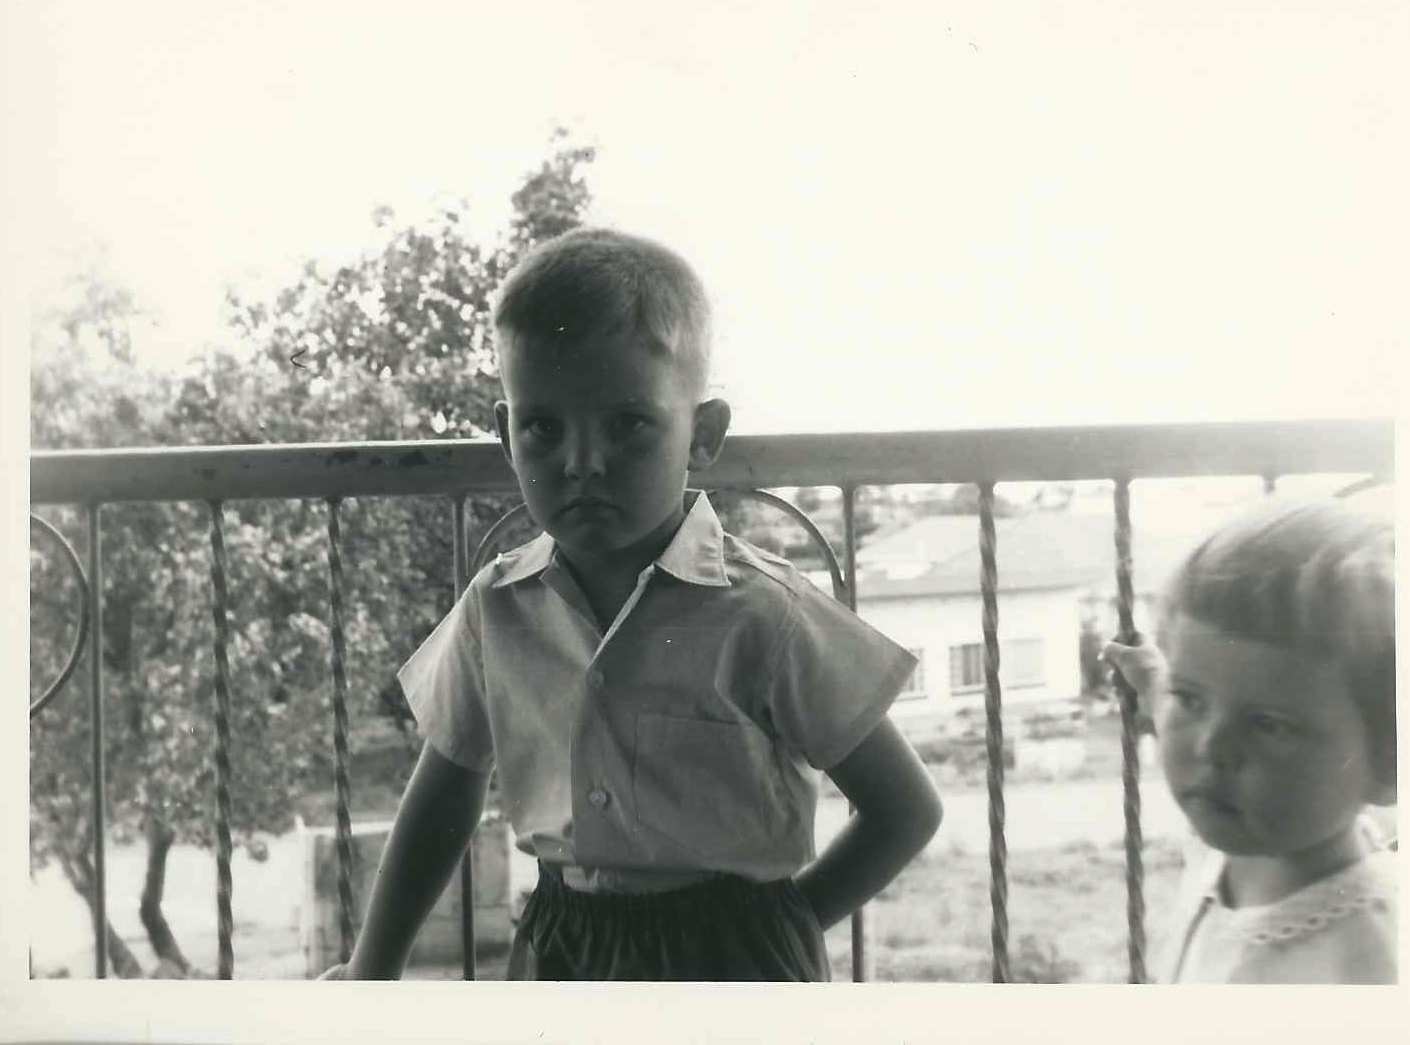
left=1157, top=820, right=1398, bottom=983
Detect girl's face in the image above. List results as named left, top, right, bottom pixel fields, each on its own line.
left=1157, top=614, right=1378, bottom=862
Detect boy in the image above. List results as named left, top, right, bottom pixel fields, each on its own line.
left=324, top=228, right=942, bottom=980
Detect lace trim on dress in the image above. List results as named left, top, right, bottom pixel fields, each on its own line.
left=1212, top=850, right=1396, bottom=949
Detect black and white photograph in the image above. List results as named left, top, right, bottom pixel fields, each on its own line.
left=4, top=1, right=1405, bottom=1042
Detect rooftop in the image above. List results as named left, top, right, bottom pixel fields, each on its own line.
left=855, top=510, right=1200, bottom=600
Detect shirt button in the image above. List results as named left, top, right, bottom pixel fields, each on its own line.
left=587, top=787, right=609, bottom=809
left=587, top=669, right=605, bottom=690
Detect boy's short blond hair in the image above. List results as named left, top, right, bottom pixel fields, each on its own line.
left=492, top=227, right=712, bottom=398
left=1159, top=497, right=1396, bottom=795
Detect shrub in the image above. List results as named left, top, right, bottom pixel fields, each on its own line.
left=1008, top=934, right=1081, bottom=983
left=912, top=734, right=1015, bottom=772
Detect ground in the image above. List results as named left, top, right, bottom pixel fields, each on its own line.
left=425, top=833, right=1185, bottom=983
left=36, top=712, right=1379, bottom=983
left=30, top=773, right=1188, bottom=982
left=823, top=835, right=1183, bottom=982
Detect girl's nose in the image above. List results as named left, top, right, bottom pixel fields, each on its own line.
left=1195, top=718, right=1241, bottom=769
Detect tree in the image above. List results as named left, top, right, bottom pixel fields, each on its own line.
left=30, top=260, right=342, bottom=977
left=29, top=131, right=596, bottom=977
left=914, top=484, right=1023, bottom=518
left=772, top=487, right=882, bottom=565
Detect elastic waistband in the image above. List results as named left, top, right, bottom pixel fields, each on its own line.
left=534, top=862, right=797, bottom=920
left=552, top=863, right=715, bottom=895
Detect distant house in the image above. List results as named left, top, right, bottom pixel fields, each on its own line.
left=839, top=511, right=1195, bottom=732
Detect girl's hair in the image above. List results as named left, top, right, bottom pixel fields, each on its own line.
left=1161, top=497, right=1396, bottom=794
left=492, top=227, right=712, bottom=397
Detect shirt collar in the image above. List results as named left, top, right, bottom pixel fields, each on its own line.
left=491, top=530, right=557, bottom=588
left=655, top=491, right=731, bottom=587
left=491, top=491, right=731, bottom=589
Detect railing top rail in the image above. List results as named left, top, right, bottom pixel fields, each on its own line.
left=30, top=418, right=1393, bottom=505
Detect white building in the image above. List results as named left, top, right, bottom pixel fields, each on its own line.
left=844, top=511, right=1191, bottom=734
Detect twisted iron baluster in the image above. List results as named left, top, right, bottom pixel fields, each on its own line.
left=326, top=498, right=356, bottom=963
left=978, top=483, right=1009, bottom=983
left=1112, top=479, right=1146, bottom=983
left=207, top=501, right=235, bottom=979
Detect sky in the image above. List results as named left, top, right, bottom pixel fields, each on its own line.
left=5, top=0, right=1405, bottom=437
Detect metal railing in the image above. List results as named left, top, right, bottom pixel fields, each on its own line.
left=28, top=418, right=1393, bottom=982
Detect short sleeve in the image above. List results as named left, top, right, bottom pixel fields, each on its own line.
left=764, top=584, right=918, bottom=770
left=396, top=588, right=495, bottom=771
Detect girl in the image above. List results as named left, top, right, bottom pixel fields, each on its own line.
left=1106, top=497, right=1396, bottom=983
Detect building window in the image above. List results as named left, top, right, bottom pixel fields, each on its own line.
left=948, top=638, right=1045, bottom=694
left=949, top=643, right=986, bottom=694
left=897, top=648, right=927, bottom=700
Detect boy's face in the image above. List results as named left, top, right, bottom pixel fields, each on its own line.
left=1157, top=614, right=1378, bottom=860
left=494, top=331, right=726, bottom=565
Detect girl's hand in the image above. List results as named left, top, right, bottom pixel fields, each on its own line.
left=1101, top=639, right=1169, bottom=721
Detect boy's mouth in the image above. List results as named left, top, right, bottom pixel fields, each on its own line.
left=560, top=497, right=616, bottom=515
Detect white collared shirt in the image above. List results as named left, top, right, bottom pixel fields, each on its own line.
left=398, top=493, right=916, bottom=890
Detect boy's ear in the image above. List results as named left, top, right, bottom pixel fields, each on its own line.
left=688, top=398, right=731, bottom=472
left=493, top=401, right=513, bottom=462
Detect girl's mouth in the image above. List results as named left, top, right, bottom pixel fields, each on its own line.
left=1184, top=789, right=1240, bottom=820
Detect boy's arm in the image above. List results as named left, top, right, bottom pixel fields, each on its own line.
left=794, top=716, right=942, bottom=930
left=328, top=741, right=491, bottom=979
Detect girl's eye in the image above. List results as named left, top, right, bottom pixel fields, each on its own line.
left=1249, top=713, right=1299, bottom=740
left=1169, top=689, right=1204, bottom=714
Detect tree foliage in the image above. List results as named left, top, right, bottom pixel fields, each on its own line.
left=29, top=132, right=594, bottom=976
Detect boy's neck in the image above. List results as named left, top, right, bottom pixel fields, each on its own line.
left=1220, top=819, right=1372, bottom=908
left=557, top=499, right=691, bottom=627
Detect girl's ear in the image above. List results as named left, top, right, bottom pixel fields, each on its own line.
left=688, top=398, right=731, bottom=472
left=494, top=401, right=513, bottom=463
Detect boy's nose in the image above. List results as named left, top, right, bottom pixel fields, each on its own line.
left=563, top=433, right=606, bottom=479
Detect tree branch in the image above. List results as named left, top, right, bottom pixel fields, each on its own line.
left=57, top=833, right=144, bottom=979
left=139, top=814, right=191, bottom=974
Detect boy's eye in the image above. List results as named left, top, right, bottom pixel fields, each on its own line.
left=607, top=413, right=650, bottom=439
left=521, top=418, right=561, bottom=439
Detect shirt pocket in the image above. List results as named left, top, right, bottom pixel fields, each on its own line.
left=632, top=712, right=775, bottom=860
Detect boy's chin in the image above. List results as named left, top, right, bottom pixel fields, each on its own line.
left=549, top=522, right=641, bottom=558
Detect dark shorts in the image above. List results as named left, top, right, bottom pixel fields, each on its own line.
left=506, top=863, right=831, bottom=981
